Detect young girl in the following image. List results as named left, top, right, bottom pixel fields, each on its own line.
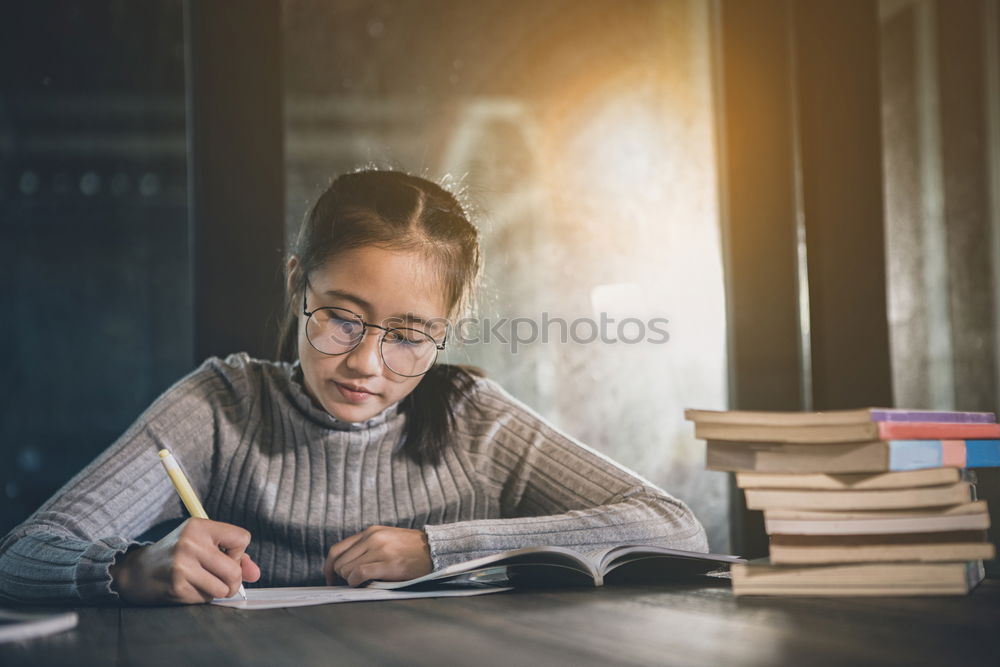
left=0, top=169, right=708, bottom=605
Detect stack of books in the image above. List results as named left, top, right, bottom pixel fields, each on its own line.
left=685, top=407, right=1000, bottom=596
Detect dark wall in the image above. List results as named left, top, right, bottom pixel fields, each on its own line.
left=0, top=0, right=285, bottom=537
left=0, top=1, right=192, bottom=535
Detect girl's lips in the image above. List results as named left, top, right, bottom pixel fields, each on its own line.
left=334, top=381, right=379, bottom=402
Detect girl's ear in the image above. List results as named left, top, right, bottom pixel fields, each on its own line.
left=286, top=255, right=301, bottom=300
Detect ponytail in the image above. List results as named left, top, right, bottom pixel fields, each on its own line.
left=400, top=363, right=485, bottom=465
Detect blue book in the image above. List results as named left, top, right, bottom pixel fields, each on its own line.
left=966, top=439, right=1000, bottom=467
left=707, top=439, right=1000, bottom=473
left=889, top=439, right=1000, bottom=470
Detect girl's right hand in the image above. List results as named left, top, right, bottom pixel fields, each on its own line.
left=110, top=518, right=261, bottom=605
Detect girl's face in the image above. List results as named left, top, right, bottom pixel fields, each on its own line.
left=291, top=245, right=450, bottom=424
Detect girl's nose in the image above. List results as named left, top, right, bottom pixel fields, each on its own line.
left=343, top=327, right=383, bottom=376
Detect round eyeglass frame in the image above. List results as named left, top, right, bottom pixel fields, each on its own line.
left=302, top=284, right=447, bottom=378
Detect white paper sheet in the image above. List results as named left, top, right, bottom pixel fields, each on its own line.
left=211, top=585, right=511, bottom=610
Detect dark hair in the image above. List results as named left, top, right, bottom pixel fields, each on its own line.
left=277, top=169, right=485, bottom=466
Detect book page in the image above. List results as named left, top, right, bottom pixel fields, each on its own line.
left=210, top=585, right=510, bottom=610
left=0, top=608, right=78, bottom=643
left=369, top=545, right=596, bottom=590
left=597, top=545, right=746, bottom=573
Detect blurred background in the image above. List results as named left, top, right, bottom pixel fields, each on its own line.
left=1, top=0, right=998, bottom=568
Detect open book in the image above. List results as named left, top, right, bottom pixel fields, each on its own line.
left=368, top=544, right=745, bottom=590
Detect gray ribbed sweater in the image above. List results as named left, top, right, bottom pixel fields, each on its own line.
left=0, top=353, right=708, bottom=603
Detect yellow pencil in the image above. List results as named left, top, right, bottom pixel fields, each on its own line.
left=158, top=449, right=247, bottom=600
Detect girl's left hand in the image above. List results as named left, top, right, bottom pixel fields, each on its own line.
left=324, top=525, right=433, bottom=587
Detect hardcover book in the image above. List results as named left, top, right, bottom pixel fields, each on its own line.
left=706, top=439, right=1000, bottom=473
left=763, top=501, right=991, bottom=535
left=685, top=408, right=996, bottom=426
left=731, top=559, right=985, bottom=596
left=742, top=482, right=973, bottom=511
left=767, top=530, right=996, bottom=564
left=736, top=468, right=962, bottom=490
left=693, top=421, right=1000, bottom=444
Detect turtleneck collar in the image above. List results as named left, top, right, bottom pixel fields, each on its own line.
left=285, top=360, right=403, bottom=431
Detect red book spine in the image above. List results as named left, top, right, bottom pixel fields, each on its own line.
left=878, top=422, right=1000, bottom=439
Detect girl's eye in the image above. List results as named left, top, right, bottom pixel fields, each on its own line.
left=315, top=309, right=363, bottom=338
left=316, top=308, right=357, bottom=325
left=385, top=330, right=427, bottom=345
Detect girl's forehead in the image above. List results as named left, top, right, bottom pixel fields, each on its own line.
left=314, top=246, right=449, bottom=318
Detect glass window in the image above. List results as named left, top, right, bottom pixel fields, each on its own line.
left=283, top=0, right=730, bottom=550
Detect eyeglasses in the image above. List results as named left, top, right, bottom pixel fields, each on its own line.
left=302, top=283, right=446, bottom=377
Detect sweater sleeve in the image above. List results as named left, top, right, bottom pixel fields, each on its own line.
left=422, top=377, right=709, bottom=569
left=0, top=354, right=251, bottom=604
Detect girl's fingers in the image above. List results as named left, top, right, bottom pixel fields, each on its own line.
left=344, top=560, right=386, bottom=588
left=333, top=549, right=375, bottom=587
left=323, top=532, right=368, bottom=584
left=175, top=563, right=232, bottom=603
left=203, top=520, right=252, bottom=562
left=196, top=545, right=244, bottom=597
left=240, top=554, right=261, bottom=582
left=325, top=531, right=366, bottom=563
left=327, top=538, right=374, bottom=585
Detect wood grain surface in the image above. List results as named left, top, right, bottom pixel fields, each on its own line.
left=1, top=581, right=998, bottom=666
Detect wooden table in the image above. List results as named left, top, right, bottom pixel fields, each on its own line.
left=2, top=580, right=998, bottom=666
